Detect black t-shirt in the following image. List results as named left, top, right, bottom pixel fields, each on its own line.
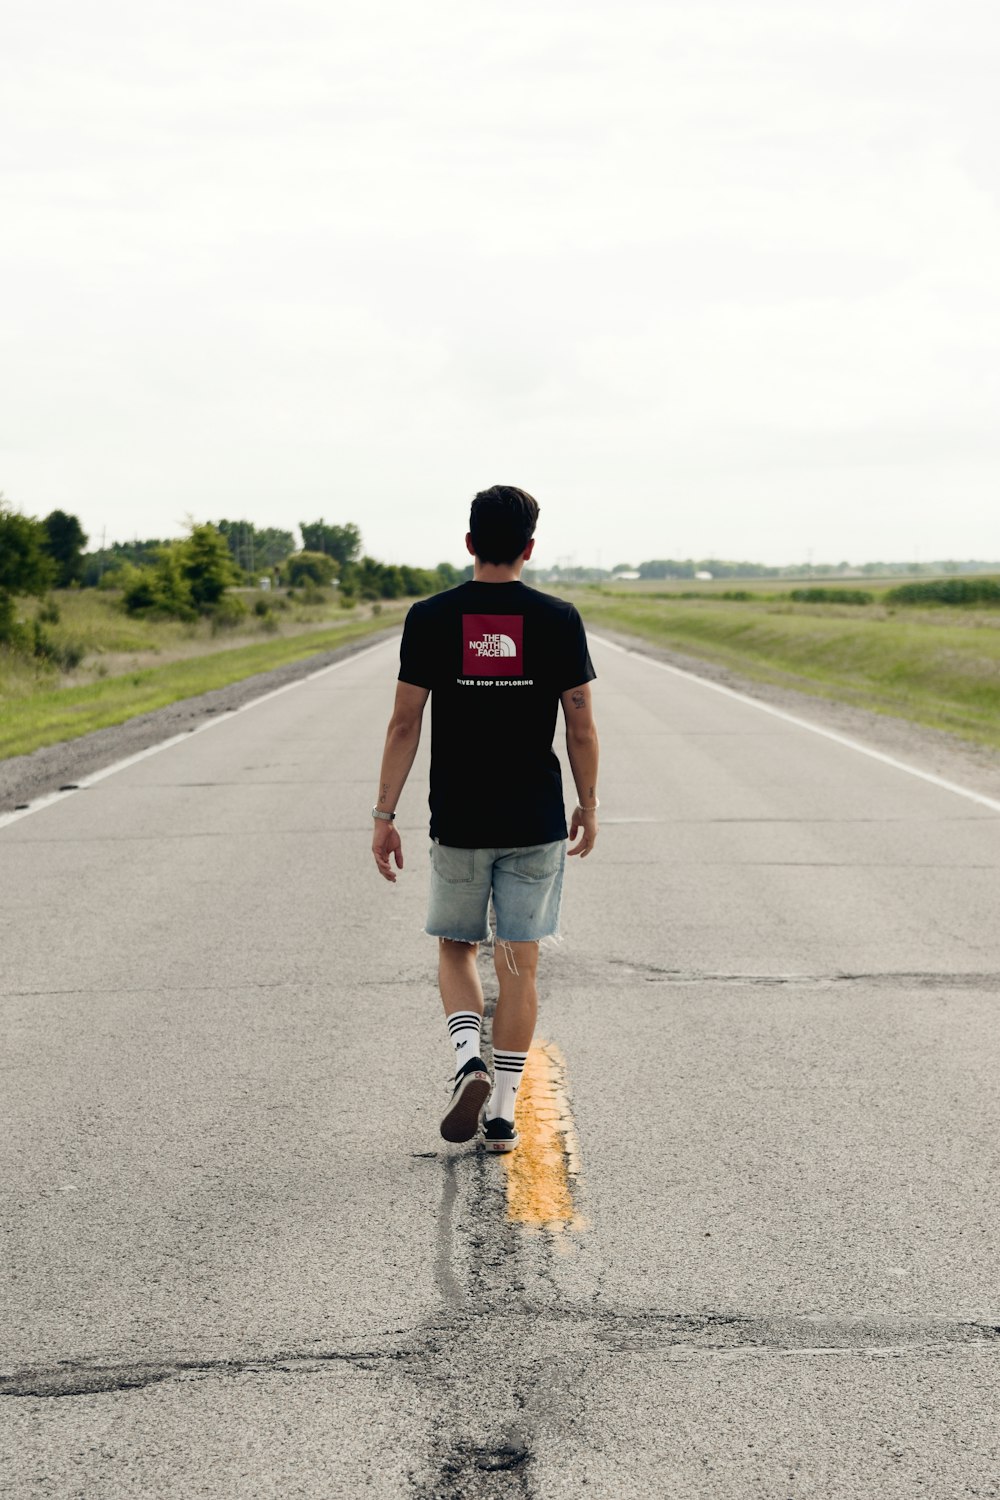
left=398, top=580, right=596, bottom=848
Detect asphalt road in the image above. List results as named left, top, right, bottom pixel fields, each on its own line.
left=2, top=633, right=998, bottom=1499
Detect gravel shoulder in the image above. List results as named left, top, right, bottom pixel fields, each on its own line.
left=0, top=626, right=402, bottom=814
left=3, top=620, right=1000, bottom=815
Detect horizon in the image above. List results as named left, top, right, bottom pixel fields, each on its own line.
left=69, top=516, right=1000, bottom=578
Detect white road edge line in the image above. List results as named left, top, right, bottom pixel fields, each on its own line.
left=0, top=635, right=399, bottom=833
left=590, top=633, right=1000, bottom=816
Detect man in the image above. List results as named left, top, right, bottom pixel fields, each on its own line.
left=371, top=485, right=600, bottom=1152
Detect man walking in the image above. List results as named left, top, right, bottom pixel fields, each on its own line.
left=371, top=485, right=600, bottom=1152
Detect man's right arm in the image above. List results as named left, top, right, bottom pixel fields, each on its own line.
left=371, top=680, right=429, bottom=882
left=560, top=681, right=600, bottom=858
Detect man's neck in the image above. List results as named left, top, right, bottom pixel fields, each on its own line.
left=472, top=559, right=524, bottom=584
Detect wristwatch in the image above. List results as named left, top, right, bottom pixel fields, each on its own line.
left=372, top=806, right=396, bottom=822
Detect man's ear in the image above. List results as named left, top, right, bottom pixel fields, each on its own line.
left=465, top=532, right=476, bottom=557
left=522, top=538, right=536, bottom=561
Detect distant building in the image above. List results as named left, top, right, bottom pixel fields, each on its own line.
left=613, top=570, right=641, bottom=581
left=695, top=570, right=713, bottom=581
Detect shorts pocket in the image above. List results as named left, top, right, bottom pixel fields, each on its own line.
left=506, top=841, right=564, bottom=881
left=431, top=843, right=476, bottom=884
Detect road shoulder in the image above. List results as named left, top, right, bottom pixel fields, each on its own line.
left=0, top=625, right=402, bottom=813
left=591, top=625, right=1000, bottom=807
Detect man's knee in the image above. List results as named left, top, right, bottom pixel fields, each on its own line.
left=439, top=937, right=478, bottom=957
left=494, top=939, right=539, bottom=979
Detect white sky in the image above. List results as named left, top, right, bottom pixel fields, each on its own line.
left=2, top=0, right=998, bottom=569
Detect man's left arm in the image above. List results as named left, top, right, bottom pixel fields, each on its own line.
left=372, top=680, right=429, bottom=883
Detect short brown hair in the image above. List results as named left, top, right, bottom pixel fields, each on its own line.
left=469, top=485, right=540, bottom=564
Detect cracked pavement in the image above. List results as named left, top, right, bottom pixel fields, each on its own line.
left=2, top=633, right=1000, bottom=1497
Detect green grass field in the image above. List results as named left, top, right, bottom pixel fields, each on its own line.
left=0, top=589, right=406, bottom=759
left=569, top=583, right=1000, bottom=750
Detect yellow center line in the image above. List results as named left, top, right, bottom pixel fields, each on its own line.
left=502, top=1039, right=585, bottom=1233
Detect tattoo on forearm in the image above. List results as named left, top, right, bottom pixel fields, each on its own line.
left=571, top=690, right=585, bottom=709
left=379, top=782, right=389, bottom=805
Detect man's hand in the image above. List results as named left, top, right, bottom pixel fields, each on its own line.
left=567, top=807, right=598, bottom=858
left=373, top=822, right=404, bottom=882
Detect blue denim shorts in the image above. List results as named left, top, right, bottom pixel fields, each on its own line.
left=425, top=840, right=566, bottom=944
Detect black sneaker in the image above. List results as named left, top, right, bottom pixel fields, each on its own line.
left=483, top=1117, right=519, bottom=1153
left=440, top=1057, right=491, bottom=1143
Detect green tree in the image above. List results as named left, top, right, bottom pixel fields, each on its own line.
left=378, top=564, right=406, bottom=599
left=179, top=524, right=240, bottom=608
left=400, top=565, right=440, bottom=596
left=121, top=524, right=238, bottom=618
left=80, top=538, right=171, bottom=587
left=120, top=552, right=196, bottom=619
left=299, top=520, right=362, bottom=567
left=42, top=510, right=89, bottom=587
left=0, top=496, right=56, bottom=643
left=434, top=561, right=462, bottom=588
left=287, top=551, right=337, bottom=586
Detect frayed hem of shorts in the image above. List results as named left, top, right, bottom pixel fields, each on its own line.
left=425, top=929, right=490, bottom=945
left=494, top=931, right=563, bottom=947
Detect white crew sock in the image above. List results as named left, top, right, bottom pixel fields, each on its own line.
left=486, top=1048, right=528, bottom=1122
left=446, top=1010, right=483, bottom=1072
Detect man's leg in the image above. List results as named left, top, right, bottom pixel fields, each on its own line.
left=439, top=937, right=484, bottom=1019
left=491, top=940, right=539, bottom=1052
left=485, top=941, right=539, bottom=1140
left=438, top=939, right=491, bottom=1142
left=438, top=938, right=486, bottom=1069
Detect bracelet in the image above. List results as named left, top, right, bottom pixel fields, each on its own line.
left=575, top=798, right=600, bottom=812
left=372, top=806, right=396, bottom=822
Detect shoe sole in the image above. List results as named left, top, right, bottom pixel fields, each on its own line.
left=483, top=1130, right=520, bottom=1154
left=440, top=1071, right=491, bottom=1143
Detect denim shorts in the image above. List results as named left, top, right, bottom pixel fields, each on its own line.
left=425, top=840, right=566, bottom=944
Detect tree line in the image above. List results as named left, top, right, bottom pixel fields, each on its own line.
left=0, top=498, right=467, bottom=658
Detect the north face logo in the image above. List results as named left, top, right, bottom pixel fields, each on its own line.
left=463, top=615, right=524, bottom=676
left=470, top=633, right=517, bottom=659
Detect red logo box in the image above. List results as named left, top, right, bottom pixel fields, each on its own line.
left=462, top=614, right=524, bottom=676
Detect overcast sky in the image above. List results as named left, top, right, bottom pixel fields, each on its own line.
left=2, top=0, right=998, bottom=568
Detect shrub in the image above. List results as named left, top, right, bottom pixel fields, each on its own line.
left=884, top=577, right=1000, bottom=607
left=0, top=498, right=56, bottom=651
left=287, top=551, right=337, bottom=587
left=298, top=578, right=325, bottom=605
left=121, top=556, right=197, bottom=620
left=181, top=524, right=240, bottom=608
left=400, top=565, right=438, bottom=596
left=120, top=525, right=239, bottom=620
left=788, top=587, right=874, bottom=605
left=209, top=593, right=248, bottom=632
left=377, top=564, right=405, bottom=599
left=29, top=620, right=85, bottom=670
left=57, top=639, right=86, bottom=670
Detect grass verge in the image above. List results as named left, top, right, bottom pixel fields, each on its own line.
left=570, top=590, right=1000, bottom=751
left=0, top=613, right=399, bottom=760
